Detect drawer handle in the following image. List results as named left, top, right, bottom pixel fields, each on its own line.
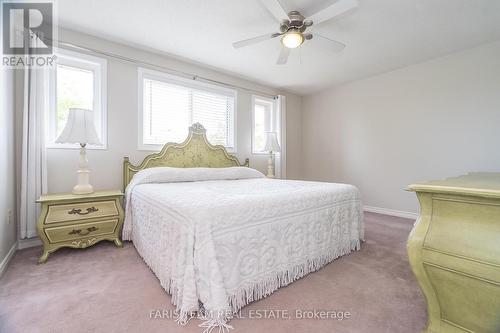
left=68, top=207, right=99, bottom=216
left=68, top=226, right=98, bottom=236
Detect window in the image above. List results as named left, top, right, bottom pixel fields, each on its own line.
left=252, top=96, right=277, bottom=154
left=139, top=68, right=236, bottom=151
left=47, top=49, right=107, bottom=149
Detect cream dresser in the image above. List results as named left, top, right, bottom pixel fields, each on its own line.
left=36, top=190, right=124, bottom=264
left=407, top=173, right=500, bottom=333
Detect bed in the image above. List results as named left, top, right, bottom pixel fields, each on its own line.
left=122, top=123, right=364, bottom=331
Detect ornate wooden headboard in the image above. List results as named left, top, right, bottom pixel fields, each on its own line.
left=123, top=123, right=249, bottom=190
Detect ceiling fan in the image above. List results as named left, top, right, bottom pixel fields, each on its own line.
left=232, top=0, right=358, bottom=65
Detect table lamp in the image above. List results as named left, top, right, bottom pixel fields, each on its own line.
left=263, top=132, right=281, bottom=178
left=56, top=108, right=101, bottom=194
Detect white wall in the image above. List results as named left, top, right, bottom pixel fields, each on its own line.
left=285, top=94, right=303, bottom=179
left=302, top=41, right=500, bottom=214
left=0, top=66, right=17, bottom=264
left=44, top=29, right=302, bottom=193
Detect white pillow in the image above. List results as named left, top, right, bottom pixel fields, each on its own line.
left=127, top=166, right=265, bottom=190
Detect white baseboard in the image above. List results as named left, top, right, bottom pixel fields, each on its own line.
left=18, top=237, right=42, bottom=249
left=0, top=241, right=18, bottom=278
left=364, top=206, right=418, bottom=220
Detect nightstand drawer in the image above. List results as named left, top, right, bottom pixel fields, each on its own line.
left=46, top=200, right=119, bottom=224
left=44, top=219, right=119, bottom=243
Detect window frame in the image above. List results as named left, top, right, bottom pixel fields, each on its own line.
left=137, top=67, right=237, bottom=152
left=251, top=95, right=277, bottom=155
left=47, top=48, right=108, bottom=150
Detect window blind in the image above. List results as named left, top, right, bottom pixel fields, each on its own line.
left=142, top=77, right=235, bottom=148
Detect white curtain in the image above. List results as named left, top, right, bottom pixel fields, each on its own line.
left=274, top=95, right=286, bottom=179
left=19, top=67, right=48, bottom=239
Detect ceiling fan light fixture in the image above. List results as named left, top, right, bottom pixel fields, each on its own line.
left=281, top=30, right=304, bottom=49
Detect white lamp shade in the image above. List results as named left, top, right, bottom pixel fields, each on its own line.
left=263, top=132, right=281, bottom=152
left=55, top=108, right=101, bottom=145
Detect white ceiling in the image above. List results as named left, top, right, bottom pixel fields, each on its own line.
left=56, top=0, right=500, bottom=95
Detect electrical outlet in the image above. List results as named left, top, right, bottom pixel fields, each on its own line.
left=7, top=209, right=12, bottom=225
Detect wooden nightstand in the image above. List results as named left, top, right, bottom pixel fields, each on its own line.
left=36, top=190, right=124, bottom=264
left=408, top=173, right=500, bottom=332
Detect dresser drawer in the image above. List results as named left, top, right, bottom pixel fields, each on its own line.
left=45, top=200, right=119, bottom=224
left=44, top=219, right=119, bottom=243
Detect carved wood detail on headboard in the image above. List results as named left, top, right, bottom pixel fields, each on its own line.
left=123, top=123, right=249, bottom=190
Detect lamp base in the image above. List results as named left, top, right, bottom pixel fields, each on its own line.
left=73, top=169, right=94, bottom=194
left=73, top=145, right=94, bottom=194
left=267, top=152, right=275, bottom=178
left=72, top=184, right=94, bottom=195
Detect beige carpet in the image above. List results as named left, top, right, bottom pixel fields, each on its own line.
left=0, top=212, right=426, bottom=333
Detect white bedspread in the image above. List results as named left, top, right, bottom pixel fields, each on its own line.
left=123, top=167, right=363, bottom=330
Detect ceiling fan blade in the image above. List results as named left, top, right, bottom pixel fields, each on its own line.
left=233, top=33, right=280, bottom=49
left=276, top=47, right=290, bottom=65
left=310, top=33, right=346, bottom=53
left=259, top=0, right=289, bottom=22
left=307, top=0, right=358, bottom=26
